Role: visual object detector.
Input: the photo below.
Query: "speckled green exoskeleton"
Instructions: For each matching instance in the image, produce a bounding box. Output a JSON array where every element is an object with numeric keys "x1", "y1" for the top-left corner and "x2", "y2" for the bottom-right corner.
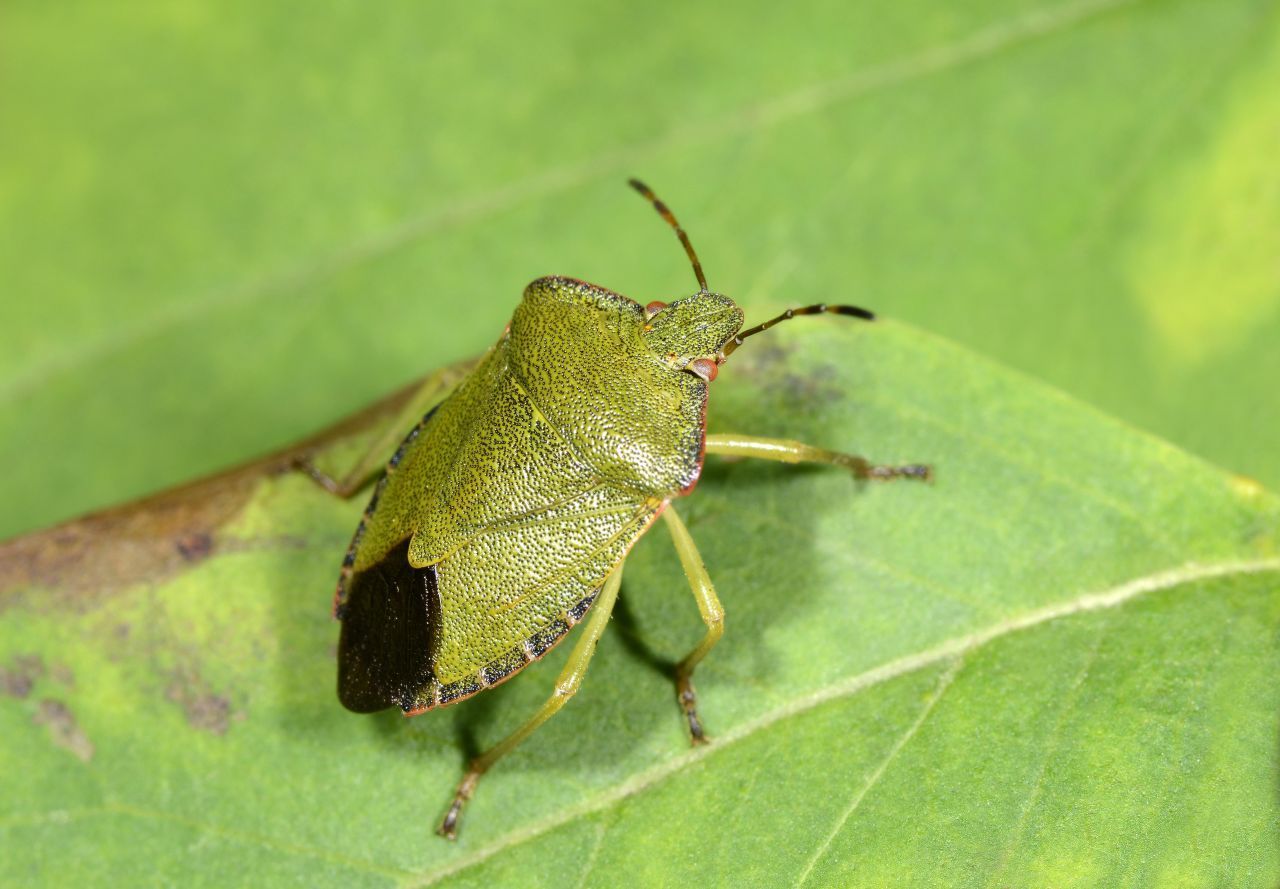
[{"x1": 303, "y1": 180, "x2": 931, "y2": 839}]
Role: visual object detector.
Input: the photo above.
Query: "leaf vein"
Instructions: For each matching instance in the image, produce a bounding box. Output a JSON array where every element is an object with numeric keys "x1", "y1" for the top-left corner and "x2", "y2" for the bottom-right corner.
[
  {"x1": 408, "y1": 556, "x2": 1280, "y2": 886},
  {"x1": 794, "y1": 655, "x2": 964, "y2": 887},
  {"x1": 983, "y1": 615, "x2": 1109, "y2": 885}
]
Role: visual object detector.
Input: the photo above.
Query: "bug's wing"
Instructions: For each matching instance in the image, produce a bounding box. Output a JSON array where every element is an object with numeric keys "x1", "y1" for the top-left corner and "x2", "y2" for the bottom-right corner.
[
  {"x1": 337, "y1": 484, "x2": 660, "y2": 714},
  {"x1": 336, "y1": 537, "x2": 438, "y2": 713},
  {"x1": 425, "y1": 487, "x2": 663, "y2": 696}
]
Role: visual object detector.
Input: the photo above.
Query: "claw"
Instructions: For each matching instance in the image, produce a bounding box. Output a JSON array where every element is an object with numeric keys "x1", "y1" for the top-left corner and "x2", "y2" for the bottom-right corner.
[
  {"x1": 678, "y1": 682, "x2": 710, "y2": 744},
  {"x1": 864, "y1": 462, "x2": 933, "y2": 483},
  {"x1": 437, "y1": 770, "x2": 479, "y2": 841}
]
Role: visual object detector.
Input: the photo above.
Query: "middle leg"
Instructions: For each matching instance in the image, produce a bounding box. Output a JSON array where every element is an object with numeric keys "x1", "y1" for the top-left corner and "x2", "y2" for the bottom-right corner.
[{"x1": 662, "y1": 505, "x2": 724, "y2": 745}]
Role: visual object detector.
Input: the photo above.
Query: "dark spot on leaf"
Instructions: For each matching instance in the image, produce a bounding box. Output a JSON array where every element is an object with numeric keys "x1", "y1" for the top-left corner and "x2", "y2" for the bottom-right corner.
[
  {"x1": 166, "y1": 666, "x2": 234, "y2": 735},
  {"x1": 186, "y1": 694, "x2": 231, "y2": 735},
  {"x1": 33, "y1": 699, "x2": 94, "y2": 762},
  {"x1": 175, "y1": 532, "x2": 214, "y2": 563},
  {"x1": 0, "y1": 654, "x2": 45, "y2": 698},
  {"x1": 0, "y1": 364, "x2": 477, "y2": 604},
  {"x1": 734, "y1": 340, "x2": 847, "y2": 405},
  {"x1": 50, "y1": 662, "x2": 75, "y2": 687}
]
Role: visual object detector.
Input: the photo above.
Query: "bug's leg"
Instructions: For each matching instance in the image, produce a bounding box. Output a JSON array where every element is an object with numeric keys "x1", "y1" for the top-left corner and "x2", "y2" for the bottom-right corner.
[
  {"x1": 438, "y1": 562, "x2": 625, "y2": 840},
  {"x1": 298, "y1": 366, "x2": 467, "y2": 499},
  {"x1": 704, "y1": 434, "x2": 932, "y2": 482},
  {"x1": 662, "y1": 506, "x2": 723, "y2": 745}
]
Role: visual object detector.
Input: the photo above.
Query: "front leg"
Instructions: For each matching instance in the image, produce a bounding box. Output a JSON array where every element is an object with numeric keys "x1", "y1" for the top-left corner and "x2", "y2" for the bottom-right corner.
[
  {"x1": 704, "y1": 434, "x2": 932, "y2": 482},
  {"x1": 297, "y1": 364, "x2": 471, "y2": 499}
]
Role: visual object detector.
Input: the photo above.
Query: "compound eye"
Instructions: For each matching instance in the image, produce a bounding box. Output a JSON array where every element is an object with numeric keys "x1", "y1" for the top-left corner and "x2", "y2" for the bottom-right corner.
[
  {"x1": 644, "y1": 301, "x2": 667, "y2": 320},
  {"x1": 687, "y1": 358, "x2": 718, "y2": 382}
]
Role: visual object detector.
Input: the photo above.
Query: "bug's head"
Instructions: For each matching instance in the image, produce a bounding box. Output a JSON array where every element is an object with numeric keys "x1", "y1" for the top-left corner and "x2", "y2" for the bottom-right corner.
[
  {"x1": 640, "y1": 292, "x2": 742, "y2": 382},
  {"x1": 627, "y1": 179, "x2": 742, "y2": 383},
  {"x1": 628, "y1": 178, "x2": 875, "y2": 381}
]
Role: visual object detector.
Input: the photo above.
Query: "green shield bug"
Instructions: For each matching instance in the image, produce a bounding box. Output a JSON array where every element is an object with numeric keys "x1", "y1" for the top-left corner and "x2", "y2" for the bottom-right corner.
[{"x1": 303, "y1": 180, "x2": 931, "y2": 839}]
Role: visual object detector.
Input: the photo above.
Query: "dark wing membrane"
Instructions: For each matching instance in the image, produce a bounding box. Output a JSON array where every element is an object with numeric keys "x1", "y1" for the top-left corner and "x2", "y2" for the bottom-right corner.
[{"x1": 337, "y1": 537, "x2": 441, "y2": 713}]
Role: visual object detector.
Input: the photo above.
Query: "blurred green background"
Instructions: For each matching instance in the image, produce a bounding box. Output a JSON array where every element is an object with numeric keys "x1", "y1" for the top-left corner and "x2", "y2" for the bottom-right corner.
[{"x1": 1, "y1": 0, "x2": 1277, "y2": 540}]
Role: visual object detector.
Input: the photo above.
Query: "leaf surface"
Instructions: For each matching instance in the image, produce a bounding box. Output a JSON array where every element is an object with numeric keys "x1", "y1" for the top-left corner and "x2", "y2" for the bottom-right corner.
[{"x1": 1, "y1": 321, "x2": 1276, "y2": 887}]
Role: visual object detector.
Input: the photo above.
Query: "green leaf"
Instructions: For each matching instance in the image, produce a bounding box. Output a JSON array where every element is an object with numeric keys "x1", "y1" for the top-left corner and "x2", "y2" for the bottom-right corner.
[
  {"x1": 3, "y1": 0, "x2": 1278, "y2": 884},
  {"x1": 2, "y1": 321, "x2": 1277, "y2": 887},
  {"x1": 3, "y1": 0, "x2": 1280, "y2": 544}
]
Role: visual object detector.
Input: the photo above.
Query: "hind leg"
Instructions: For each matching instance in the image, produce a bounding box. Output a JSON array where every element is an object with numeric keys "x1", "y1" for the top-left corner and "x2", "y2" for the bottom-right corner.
[{"x1": 437, "y1": 563, "x2": 626, "y2": 840}]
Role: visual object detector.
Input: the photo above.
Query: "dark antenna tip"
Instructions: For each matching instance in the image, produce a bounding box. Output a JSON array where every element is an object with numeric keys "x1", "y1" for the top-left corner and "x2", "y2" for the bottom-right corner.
[{"x1": 833, "y1": 305, "x2": 875, "y2": 321}]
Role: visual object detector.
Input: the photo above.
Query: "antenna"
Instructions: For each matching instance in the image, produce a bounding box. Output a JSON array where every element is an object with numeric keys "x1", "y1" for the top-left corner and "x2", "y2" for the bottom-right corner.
[
  {"x1": 628, "y1": 178, "x2": 708, "y2": 293},
  {"x1": 718, "y1": 303, "x2": 876, "y2": 361}
]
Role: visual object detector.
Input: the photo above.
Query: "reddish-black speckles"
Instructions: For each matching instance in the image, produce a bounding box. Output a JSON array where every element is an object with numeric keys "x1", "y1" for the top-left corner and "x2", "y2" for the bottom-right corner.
[
  {"x1": 333, "y1": 408, "x2": 444, "y2": 616},
  {"x1": 398, "y1": 592, "x2": 605, "y2": 716},
  {"x1": 332, "y1": 517, "x2": 368, "y2": 614},
  {"x1": 438, "y1": 676, "x2": 481, "y2": 706},
  {"x1": 567, "y1": 593, "x2": 596, "y2": 624},
  {"x1": 528, "y1": 620, "x2": 570, "y2": 659},
  {"x1": 480, "y1": 647, "x2": 528, "y2": 687},
  {"x1": 364, "y1": 482, "x2": 383, "y2": 516},
  {"x1": 389, "y1": 408, "x2": 436, "y2": 470}
]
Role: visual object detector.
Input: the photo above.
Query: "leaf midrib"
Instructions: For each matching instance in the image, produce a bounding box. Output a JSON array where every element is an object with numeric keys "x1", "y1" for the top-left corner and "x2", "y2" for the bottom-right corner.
[
  {"x1": 4, "y1": 557, "x2": 1273, "y2": 884},
  {"x1": 410, "y1": 555, "x2": 1280, "y2": 887}
]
